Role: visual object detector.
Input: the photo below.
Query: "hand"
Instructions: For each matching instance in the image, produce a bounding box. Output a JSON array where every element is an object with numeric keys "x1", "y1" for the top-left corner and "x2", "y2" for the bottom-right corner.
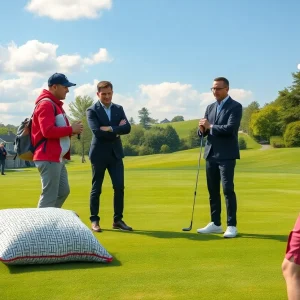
[
  {"x1": 100, "y1": 126, "x2": 113, "y2": 132},
  {"x1": 72, "y1": 121, "x2": 83, "y2": 134},
  {"x1": 198, "y1": 120, "x2": 205, "y2": 133},
  {"x1": 119, "y1": 119, "x2": 127, "y2": 126},
  {"x1": 199, "y1": 118, "x2": 211, "y2": 131}
]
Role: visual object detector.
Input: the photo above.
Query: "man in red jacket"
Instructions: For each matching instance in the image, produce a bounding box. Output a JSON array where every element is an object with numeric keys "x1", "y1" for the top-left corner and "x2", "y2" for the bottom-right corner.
[{"x1": 31, "y1": 73, "x2": 83, "y2": 208}]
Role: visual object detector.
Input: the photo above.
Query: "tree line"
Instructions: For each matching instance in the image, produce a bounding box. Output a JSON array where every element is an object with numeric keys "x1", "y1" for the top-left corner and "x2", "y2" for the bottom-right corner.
[{"x1": 240, "y1": 71, "x2": 300, "y2": 147}]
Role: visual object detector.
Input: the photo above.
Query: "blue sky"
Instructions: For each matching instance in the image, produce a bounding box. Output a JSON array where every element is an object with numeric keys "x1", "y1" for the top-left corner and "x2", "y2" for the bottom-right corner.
[{"x1": 1, "y1": 0, "x2": 300, "y2": 125}]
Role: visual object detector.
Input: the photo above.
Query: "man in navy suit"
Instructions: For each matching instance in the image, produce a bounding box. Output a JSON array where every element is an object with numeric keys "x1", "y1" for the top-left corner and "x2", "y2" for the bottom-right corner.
[
  {"x1": 197, "y1": 77, "x2": 242, "y2": 238},
  {"x1": 86, "y1": 81, "x2": 132, "y2": 232}
]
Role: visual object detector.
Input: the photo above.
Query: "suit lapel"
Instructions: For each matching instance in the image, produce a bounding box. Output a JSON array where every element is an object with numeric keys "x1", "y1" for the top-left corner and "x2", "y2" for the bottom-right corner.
[
  {"x1": 95, "y1": 101, "x2": 110, "y2": 123},
  {"x1": 214, "y1": 97, "x2": 232, "y2": 124}
]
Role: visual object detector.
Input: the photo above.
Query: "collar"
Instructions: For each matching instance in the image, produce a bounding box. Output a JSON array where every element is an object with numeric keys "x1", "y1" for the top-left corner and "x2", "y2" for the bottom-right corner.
[
  {"x1": 100, "y1": 102, "x2": 113, "y2": 109},
  {"x1": 217, "y1": 95, "x2": 230, "y2": 105}
]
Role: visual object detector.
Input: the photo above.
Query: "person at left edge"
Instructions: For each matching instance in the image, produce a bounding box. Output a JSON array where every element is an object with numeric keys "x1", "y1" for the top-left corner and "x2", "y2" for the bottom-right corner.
[{"x1": 86, "y1": 81, "x2": 132, "y2": 232}]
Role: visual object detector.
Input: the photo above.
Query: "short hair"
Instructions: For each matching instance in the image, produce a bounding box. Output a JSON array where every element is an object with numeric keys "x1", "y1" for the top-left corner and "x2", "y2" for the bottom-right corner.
[
  {"x1": 97, "y1": 81, "x2": 113, "y2": 92},
  {"x1": 214, "y1": 77, "x2": 229, "y2": 87}
]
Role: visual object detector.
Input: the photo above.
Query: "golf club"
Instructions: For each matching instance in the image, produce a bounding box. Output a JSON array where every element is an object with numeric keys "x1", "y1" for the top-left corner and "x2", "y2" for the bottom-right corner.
[{"x1": 182, "y1": 134, "x2": 204, "y2": 231}]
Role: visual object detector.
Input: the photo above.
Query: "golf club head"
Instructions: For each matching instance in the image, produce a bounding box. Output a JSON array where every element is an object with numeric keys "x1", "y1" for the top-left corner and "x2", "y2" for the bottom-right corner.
[
  {"x1": 182, "y1": 221, "x2": 192, "y2": 231},
  {"x1": 182, "y1": 227, "x2": 192, "y2": 231}
]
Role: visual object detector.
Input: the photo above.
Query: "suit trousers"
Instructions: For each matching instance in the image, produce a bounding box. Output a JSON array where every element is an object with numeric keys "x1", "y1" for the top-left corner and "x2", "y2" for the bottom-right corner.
[
  {"x1": 206, "y1": 158, "x2": 237, "y2": 226},
  {"x1": 90, "y1": 154, "x2": 124, "y2": 223},
  {"x1": 0, "y1": 159, "x2": 5, "y2": 174}
]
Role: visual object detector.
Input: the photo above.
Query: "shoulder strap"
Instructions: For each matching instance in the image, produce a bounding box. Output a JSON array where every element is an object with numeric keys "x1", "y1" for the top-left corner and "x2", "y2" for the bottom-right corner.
[{"x1": 33, "y1": 98, "x2": 57, "y2": 118}]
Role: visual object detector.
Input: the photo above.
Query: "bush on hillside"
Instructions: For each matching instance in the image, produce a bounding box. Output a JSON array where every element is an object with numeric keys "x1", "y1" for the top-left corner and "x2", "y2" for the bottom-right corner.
[
  {"x1": 284, "y1": 121, "x2": 300, "y2": 147},
  {"x1": 270, "y1": 136, "x2": 285, "y2": 148},
  {"x1": 138, "y1": 145, "x2": 154, "y2": 156},
  {"x1": 160, "y1": 144, "x2": 171, "y2": 153},
  {"x1": 238, "y1": 137, "x2": 247, "y2": 150},
  {"x1": 123, "y1": 143, "x2": 139, "y2": 156}
]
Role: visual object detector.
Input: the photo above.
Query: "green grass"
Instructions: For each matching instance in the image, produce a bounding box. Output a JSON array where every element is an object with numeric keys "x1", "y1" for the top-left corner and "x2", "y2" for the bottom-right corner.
[{"x1": 1, "y1": 148, "x2": 299, "y2": 299}]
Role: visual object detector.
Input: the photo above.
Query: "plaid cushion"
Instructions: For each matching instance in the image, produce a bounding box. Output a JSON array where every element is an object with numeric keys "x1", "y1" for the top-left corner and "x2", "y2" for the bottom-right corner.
[{"x1": 0, "y1": 208, "x2": 113, "y2": 265}]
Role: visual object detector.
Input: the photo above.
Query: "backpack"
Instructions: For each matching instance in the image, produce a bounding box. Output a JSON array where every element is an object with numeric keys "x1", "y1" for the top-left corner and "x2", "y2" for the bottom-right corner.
[{"x1": 14, "y1": 99, "x2": 57, "y2": 161}]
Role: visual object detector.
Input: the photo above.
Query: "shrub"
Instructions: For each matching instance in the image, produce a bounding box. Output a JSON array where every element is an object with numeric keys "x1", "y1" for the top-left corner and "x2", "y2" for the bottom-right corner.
[
  {"x1": 284, "y1": 121, "x2": 300, "y2": 147},
  {"x1": 238, "y1": 137, "x2": 247, "y2": 150},
  {"x1": 138, "y1": 145, "x2": 154, "y2": 156},
  {"x1": 123, "y1": 143, "x2": 139, "y2": 156},
  {"x1": 160, "y1": 144, "x2": 171, "y2": 154},
  {"x1": 270, "y1": 136, "x2": 285, "y2": 148}
]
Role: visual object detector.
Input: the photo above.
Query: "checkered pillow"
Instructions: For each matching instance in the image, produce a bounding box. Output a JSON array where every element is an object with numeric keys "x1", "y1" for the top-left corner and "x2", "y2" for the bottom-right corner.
[{"x1": 0, "y1": 208, "x2": 113, "y2": 265}]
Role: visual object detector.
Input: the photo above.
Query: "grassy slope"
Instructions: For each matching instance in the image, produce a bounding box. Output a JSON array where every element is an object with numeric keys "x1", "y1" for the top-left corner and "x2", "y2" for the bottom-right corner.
[
  {"x1": 156, "y1": 119, "x2": 261, "y2": 149},
  {"x1": 1, "y1": 148, "x2": 299, "y2": 299}
]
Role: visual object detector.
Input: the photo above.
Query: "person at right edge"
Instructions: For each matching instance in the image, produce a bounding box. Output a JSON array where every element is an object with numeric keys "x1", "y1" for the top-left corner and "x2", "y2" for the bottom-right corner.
[{"x1": 197, "y1": 77, "x2": 243, "y2": 238}]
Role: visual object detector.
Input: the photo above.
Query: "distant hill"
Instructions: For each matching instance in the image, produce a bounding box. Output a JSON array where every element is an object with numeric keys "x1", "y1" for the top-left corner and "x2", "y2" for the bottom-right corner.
[
  {"x1": 155, "y1": 119, "x2": 261, "y2": 150},
  {"x1": 156, "y1": 119, "x2": 198, "y2": 138}
]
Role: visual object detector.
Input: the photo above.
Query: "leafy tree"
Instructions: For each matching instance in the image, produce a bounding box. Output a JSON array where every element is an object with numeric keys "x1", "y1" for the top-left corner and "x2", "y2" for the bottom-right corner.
[
  {"x1": 0, "y1": 127, "x2": 9, "y2": 135},
  {"x1": 129, "y1": 117, "x2": 135, "y2": 125},
  {"x1": 274, "y1": 72, "x2": 300, "y2": 130},
  {"x1": 171, "y1": 116, "x2": 184, "y2": 122},
  {"x1": 123, "y1": 143, "x2": 139, "y2": 156},
  {"x1": 143, "y1": 127, "x2": 166, "y2": 153},
  {"x1": 250, "y1": 105, "x2": 282, "y2": 141},
  {"x1": 138, "y1": 107, "x2": 152, "y2": 129},
  {"x1": 121, "y1": 124, "x2": 144, "y2": 146},
  {"x1": 187, "y1": 127, "x2": 201, "y2": 148},
  {"x1": 69, "y1": 95, "x2": 94, "y2": 162},
  {"x1": 240, "y1": 101, "x2": 260, "y2": 134},
  {"x1": 163, "y1": 125, "x2": 180, "y2": 152}
]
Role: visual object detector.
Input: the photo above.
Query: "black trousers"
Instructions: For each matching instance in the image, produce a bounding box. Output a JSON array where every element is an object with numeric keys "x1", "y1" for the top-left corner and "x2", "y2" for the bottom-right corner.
[
  {"x1": 90, "y1": 155, "x2": 124, "y2": 223},
  {"x1": 206, "y1": 158, "x2": 237, "y2": 226},
  {"x1": 0, "y1": 160, "x2": 5, "y2": 174}
]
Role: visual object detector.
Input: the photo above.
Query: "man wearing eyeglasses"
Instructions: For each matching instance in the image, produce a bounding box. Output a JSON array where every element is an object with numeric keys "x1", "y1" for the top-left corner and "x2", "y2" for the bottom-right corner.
[{"x1": 197, "y1": 77, "x2": 243, "y2": 238}]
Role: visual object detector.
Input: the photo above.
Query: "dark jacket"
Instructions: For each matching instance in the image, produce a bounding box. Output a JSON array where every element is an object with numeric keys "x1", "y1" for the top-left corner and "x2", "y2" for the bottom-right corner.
[
  {"x1": 86, "y1": 101, "x2": 131, "y2": 164},
  {"x1": 0, "y1": 147, "x2": 7, "y2": 160},
  {"x1": 199, "y1": 97, "x2": 243, "y2": 160}
]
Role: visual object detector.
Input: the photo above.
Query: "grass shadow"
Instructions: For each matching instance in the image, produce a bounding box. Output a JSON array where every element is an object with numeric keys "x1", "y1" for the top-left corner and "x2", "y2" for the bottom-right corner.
[
  {"x1": 6, "y1": 252, "x2": 121, "y2": 274},
  {"x1": 239, "y1": 233, "x2": 288, "y2": 242},
  {"x1": 103, "y1": 229, "x2": 224, "y2": 241},
  {"x1": 104, "y1": 229, "x2": 288, "y2": 243}
]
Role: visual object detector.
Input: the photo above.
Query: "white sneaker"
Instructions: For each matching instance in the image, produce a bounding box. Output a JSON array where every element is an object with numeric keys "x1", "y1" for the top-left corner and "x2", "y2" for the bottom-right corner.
[
  {"x1": 223, "y1": 226, "x2": 238, "y2": 238},
  {"x1": 197, "y1": 222, "x2": 223, "y2": 234}
]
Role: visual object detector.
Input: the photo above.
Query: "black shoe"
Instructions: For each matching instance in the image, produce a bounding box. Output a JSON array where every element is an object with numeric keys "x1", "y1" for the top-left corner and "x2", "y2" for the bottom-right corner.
[
  {"x1": 91, "y1": 221, "x2": 102, "y2": 232},
  {"x1": 1, "y1": 173, "x2": 5, "y2": 175},
  {"x1": 113, "y1": 220, "x2": 133, "y2": 231}
]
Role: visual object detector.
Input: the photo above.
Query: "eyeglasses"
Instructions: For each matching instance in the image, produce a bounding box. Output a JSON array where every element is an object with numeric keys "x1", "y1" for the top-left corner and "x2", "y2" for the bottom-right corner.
[{"x1": 211, "y1": 87, "x2": 227, "y2": 92}]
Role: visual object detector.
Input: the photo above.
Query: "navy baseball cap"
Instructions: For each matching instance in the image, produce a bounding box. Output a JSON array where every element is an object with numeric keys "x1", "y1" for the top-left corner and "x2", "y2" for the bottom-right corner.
[{"x1": 48, "y1": 73, "x2": 76, "y2": 87}]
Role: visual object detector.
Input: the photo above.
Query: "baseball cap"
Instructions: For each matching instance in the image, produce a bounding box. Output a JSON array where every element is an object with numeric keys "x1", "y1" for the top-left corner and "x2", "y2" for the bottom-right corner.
[{"x1": 48, "y1": 73, "x2": 76, "y2": 87}]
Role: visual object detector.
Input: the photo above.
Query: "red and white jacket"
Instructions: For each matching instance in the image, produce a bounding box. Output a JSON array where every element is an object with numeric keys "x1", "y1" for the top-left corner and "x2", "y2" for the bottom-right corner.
[{"x1": 31, "y1": 89, "x2": 73, "y2": 162}]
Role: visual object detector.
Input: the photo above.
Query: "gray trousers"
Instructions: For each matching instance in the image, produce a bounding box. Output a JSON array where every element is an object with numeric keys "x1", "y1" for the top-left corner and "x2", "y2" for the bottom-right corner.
[{"x1": 35, "y1": 161, "x2": 70, "y2": 208}]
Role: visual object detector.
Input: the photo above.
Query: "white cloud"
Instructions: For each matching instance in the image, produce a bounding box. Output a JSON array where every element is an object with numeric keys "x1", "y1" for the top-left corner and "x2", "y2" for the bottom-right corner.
[
  {"x1": 25, "y1": 0, "x2": 112, "y2": 21},
  {"x1": 0, "y1": 77, "x2": 33, "y2": 103},
  {"x1": 1, "y1": 40, "x2": 112, "y2": 77},
  {"x1": 1, "y1": 78, "x2": 254, "y2": 126},
  {"x1": 74, "y1": 80, "x2": 98, "y2": 100},
  {"x1": 138, "y1": 82, "x2": 254, "y2": 121}
]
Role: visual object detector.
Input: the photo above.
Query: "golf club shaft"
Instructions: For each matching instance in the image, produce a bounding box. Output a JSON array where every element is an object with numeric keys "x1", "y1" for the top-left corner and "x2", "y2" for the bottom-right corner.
[{"x1": 189, "y1": 135, "x2": 204, "y2": 227}]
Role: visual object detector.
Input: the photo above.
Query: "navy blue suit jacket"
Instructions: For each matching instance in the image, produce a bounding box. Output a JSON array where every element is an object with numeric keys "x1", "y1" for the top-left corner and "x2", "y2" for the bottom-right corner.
[
  {"x1": 199, "y1": 97, "x2": 243, "y2": 160},
  {"x1": 86, "y1": 101, "x2": 131, "y2": 164}
]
